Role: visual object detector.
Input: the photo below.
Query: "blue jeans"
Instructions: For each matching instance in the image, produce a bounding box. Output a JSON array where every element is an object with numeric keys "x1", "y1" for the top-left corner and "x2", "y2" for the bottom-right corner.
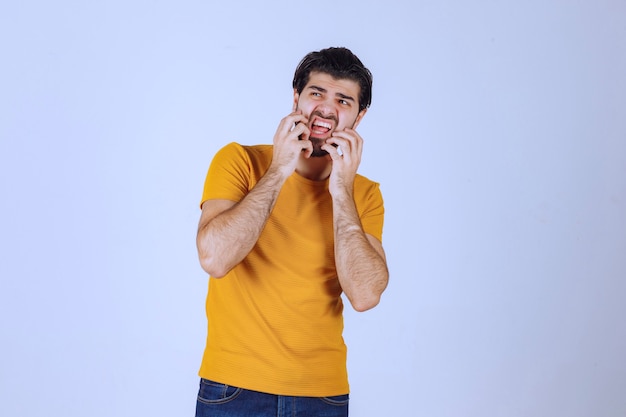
[{"x1": 195, "y1": 378, "x2": 349, "y2": 417}]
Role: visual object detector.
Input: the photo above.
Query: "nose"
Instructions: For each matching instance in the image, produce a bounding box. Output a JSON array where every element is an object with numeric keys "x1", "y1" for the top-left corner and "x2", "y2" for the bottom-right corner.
[{"x1": 315, "y1": 97, "x2": 337, "y2": 119}]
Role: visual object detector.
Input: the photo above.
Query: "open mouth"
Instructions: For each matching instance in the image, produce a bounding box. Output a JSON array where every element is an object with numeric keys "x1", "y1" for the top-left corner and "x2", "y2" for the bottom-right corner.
[{"x1": 310, "y1": 118, "x2": 334, "y2": 138}]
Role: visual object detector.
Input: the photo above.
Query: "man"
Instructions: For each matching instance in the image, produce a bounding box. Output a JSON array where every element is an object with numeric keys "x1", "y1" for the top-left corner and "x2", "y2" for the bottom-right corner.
[{"x1": 195, "y1": 47, "x2": 388, "y2": 417}]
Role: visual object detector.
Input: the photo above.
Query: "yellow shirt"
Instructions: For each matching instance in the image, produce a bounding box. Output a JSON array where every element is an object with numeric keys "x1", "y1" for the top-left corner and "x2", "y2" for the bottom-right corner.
[{"x1": 198, "y1": 142, "x2": 384, "y2": 396}]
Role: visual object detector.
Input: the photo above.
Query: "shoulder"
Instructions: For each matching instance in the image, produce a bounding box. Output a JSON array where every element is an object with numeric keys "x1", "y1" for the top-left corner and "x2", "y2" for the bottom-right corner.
[
  {"x1": 213, "y1": 142, "x2": 273, "y2": 167},
  {"x1": 241, "y1": 143, "x2": 273, "y2": 163},
  {"x1": 354, "y1": 174, "x2": 382, "y2": 198},
  {"x1": 209, "y1": 142, "x2": 274, "y2": 185},
  {"x1": 216, "y1": 142, "x2": 271, "y2": 157},
  {"x1": 220, "y1": 142, "x2": 272, "y2": 160}
]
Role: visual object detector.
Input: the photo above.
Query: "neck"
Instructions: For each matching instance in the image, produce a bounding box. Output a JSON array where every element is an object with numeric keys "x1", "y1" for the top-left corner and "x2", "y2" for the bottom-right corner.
[{"x1": 296, "y1": 154, "x2": 332, "y2": 181}]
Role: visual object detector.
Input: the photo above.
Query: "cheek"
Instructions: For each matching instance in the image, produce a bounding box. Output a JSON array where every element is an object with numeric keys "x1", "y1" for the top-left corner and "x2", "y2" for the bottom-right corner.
[
  {"x1": 297, "y1": 102, "x2": 315, "y2": 118},
  {"x1": 299, "y1": 99, "x2": 313, "y2": 110},
  {"x1": 340, "y1": 111, "x2": 360, "y2": 129}
]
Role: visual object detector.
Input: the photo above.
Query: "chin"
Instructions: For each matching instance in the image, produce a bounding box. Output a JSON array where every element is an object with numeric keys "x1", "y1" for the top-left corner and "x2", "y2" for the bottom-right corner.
[
  {"x1": 310, "y1": 149, "x2": 329, "y2": 158},
  {"x1": 308, "y1": 137, "x2": 329, "y2": 157}
]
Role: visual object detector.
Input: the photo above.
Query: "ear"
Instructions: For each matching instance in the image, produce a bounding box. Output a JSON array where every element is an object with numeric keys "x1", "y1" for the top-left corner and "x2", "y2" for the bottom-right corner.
[
  {"x1": 352, "y1": 108, "x2": 368, "y2": 129},
  {"x1": 292, "y1": 89, "x2": 299, "y2": 111}
]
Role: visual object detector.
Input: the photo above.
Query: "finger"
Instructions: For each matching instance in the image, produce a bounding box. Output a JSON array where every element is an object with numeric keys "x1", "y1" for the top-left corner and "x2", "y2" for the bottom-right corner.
[
  {"x1": 301, "y1": 139, "x2": 313, "y2": 158},
  {"x1": 331, "y1": 128, "x2": 361, "y2": 144},
  {"x1": 331, "y1": 130, "x2": 362, "y2": 156},
  {"x1": 291, "y1": 123, "x2": 310, "y2": 141},
  {"x1": 283, "y1": 111, "x2": 308, "y2": 130},
  {"x1": 325, "y1": 136, "x2": 350, "y2": 154},
  {"x1": 291, "y1": 110, "x2": 308, "y2": 124},
  {"x1": 321, "y1": 143, "x2": 342, "y2": 160}
]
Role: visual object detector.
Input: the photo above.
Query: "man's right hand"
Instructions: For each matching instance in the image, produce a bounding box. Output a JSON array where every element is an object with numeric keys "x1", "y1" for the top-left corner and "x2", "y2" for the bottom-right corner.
[
  {"x1": 197, "y1": 114, "x2": 311, "y2": 277},
  {"x1": 270, "y1": 110, "x2": 311, "y2": 177}
]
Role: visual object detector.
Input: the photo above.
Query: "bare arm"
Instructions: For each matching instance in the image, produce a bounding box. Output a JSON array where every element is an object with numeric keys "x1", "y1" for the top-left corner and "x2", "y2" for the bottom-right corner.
[
  {"x1": 332, "y1": 192, "x2": 389, "y2": 311},
  {"x1": 196, "y1": 168, "x2": 285, "y2": 277},
  {"x1": 323, "y1": 129, "x2": 389, "y2": 312},
  {"x1": 196, "y1": 111, "x2": 312, "y2": 277}
]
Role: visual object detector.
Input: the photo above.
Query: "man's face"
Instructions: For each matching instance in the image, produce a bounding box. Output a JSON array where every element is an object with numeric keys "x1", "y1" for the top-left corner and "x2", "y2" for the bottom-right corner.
[{"x1": 294, "y1": 71, "x2": 367, "y2": 157}]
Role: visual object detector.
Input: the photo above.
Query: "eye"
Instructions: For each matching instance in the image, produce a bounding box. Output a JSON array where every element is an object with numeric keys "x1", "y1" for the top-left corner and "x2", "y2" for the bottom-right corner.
[
  {"x1": 339, "y1": 99, "x2": 350, "y2": 106},
  {"x1": 311, "y1": 92, "x2": 322, "y2": 97}
]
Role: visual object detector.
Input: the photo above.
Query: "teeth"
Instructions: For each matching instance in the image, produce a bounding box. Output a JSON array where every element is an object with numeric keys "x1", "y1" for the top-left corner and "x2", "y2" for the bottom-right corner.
[{"x1": 313, "y1": 120, "x2": 332, "y2": 129}]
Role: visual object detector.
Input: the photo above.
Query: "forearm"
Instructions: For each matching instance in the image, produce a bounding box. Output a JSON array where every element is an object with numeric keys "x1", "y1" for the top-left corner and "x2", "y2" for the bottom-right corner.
[
  {"x1": 333, "y1": 192, "x2": 388, "y2": 312},
  {"x1": 197, "y1": 167, "x2": 287, "y2": 277}
]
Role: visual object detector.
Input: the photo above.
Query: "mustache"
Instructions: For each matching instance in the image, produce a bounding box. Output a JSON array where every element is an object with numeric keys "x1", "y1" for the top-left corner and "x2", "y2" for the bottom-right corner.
[{"x1": 310, "y1": 110, "x2": 337, "y2": 124}]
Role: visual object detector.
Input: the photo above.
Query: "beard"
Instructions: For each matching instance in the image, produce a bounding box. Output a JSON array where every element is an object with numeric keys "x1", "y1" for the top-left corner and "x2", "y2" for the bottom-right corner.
[
  {"x1": 298, "y1": 108, "x2": 338, "y2": 157},
  {"x1": 308, "y1": 139, "x2": 341, "y2": 157},
  {"x1": 295, "y1": 106, "x2": 356, "y2": 157},
  {"x1": 309, "y1": 137, "x2": 329, "y2": 157}
]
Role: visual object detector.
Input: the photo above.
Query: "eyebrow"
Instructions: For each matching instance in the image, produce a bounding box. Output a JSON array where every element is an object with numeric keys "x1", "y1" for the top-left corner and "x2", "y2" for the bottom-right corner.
[{"x1": 308, "y1": 85, "x2": 356, "y2": 103}]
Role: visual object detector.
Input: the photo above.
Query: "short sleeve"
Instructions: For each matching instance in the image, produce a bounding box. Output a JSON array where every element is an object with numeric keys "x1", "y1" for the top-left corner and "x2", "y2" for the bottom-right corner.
[
  {"x1": 200, "y1": 142, "x2": 252, "y2": 207},
  {"x1": 357, "y1": 180, "x2": 385, "y2": 242}
]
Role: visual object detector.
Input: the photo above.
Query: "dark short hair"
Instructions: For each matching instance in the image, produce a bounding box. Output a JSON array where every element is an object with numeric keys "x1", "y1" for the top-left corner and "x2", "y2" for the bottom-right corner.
[{"x1": 292, "y1": 47, "x2": 373, "y2": 112}]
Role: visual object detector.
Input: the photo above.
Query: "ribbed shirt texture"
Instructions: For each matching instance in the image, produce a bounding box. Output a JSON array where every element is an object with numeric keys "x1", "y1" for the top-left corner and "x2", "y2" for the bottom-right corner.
[{"x1": 198, "y1": 142, "x2": 384, "y2": 396}]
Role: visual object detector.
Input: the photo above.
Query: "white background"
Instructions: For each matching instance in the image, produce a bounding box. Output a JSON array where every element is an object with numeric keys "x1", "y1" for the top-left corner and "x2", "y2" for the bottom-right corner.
[{"x1": 1, "y1": 1, "x2": 625, "y2": 416}]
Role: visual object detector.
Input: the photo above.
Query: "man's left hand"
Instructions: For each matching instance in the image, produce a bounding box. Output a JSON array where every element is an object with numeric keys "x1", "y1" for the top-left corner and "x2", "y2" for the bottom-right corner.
[{"x1": 322, "y1": 128, "x2": 363, "y2": 197}]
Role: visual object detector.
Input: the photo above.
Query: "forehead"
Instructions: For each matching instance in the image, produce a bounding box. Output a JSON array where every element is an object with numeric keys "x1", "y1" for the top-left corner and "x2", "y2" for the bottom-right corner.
[{"x1": 305, "y1": 71, "x2": 361, "y2": 97}]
